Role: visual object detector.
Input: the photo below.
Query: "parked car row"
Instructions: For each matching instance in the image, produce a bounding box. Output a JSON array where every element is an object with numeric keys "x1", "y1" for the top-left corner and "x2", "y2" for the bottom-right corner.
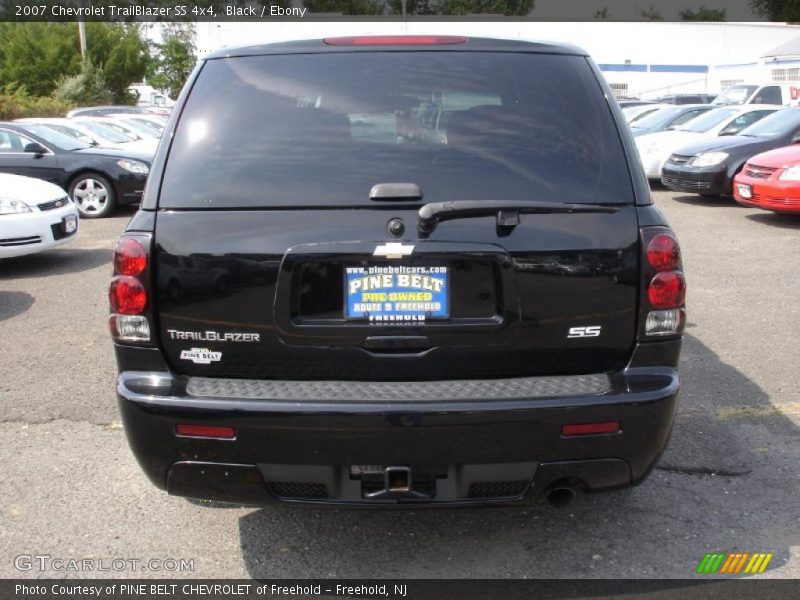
[
  {"x1": 636, "y1": 105, "x2": 780, "y2": 178},
  {"x1": 0, "y1": 106, "x2": 167, "y2": 219},
  {"x1": 67, "y1": 104, "x2": 171, "y2": 118},
  {"x1": 655, "y1": 93, "x2": 716, "y2": 105},
  {"x1": 619, "y1": 82, "x2": 800, "y2": 109},
  {"x1": 629, "y1": 104, "x2": 716, "y2": 137},
  {"x1": 629, "y1": 102, "x2": 800, "y2": 214}
]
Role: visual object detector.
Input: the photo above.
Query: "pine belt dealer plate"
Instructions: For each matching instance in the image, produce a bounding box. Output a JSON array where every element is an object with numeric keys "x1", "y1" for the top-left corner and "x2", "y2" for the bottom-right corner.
[{"x1": 345, "y1": 265, "x2": 449, "y2": 323}]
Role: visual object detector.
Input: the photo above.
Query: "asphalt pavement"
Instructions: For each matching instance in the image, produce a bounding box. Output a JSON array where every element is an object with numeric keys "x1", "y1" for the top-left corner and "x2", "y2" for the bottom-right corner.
[{"x1": 1, "y1": 191, "x2": 798, "y2": 579}]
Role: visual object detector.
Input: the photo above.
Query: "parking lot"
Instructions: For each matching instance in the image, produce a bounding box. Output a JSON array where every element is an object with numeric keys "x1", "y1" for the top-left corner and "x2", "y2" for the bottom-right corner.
[{"x1": 1, "y1": 189, "x2": 798, "y2": 579}]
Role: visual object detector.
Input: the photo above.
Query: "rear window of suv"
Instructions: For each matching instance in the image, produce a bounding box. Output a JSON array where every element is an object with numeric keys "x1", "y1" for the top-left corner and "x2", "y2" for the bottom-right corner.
[{"x1": 159, "y1": 51, "x2": 634, "y2": 208}]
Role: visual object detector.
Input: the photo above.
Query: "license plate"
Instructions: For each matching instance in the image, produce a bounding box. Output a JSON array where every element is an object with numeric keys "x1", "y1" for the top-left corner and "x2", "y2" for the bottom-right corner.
[
  {"x1": 737, "y1": 183, "x2": 752, "y2": 199},
  {"x1": 63, "y1": 215, "x2": 77, "y2": 233},
  {"x1": 345, "y1": 265, "x2": 449, "y2": 323}
]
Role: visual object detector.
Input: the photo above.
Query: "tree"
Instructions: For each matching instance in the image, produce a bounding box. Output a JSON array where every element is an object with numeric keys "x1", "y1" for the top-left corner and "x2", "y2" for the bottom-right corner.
[
  {"x1": 434, "y1": 0, "x2": 534, "y2": 15},
  {"x1": 387, "y1": 0, "x2": 436, "y2": 14},
  {"x1": 52, "y1": 61, "x2": 112, "y2": 106},
  {"x1": 679, "y1": 5, "x2": 726, "y2": 20},
  {"x1": 84, "y1": 23, "x2": 149, "y2": 101},
  {"x1": 147, "y1": 24, "x2": 197, "y2": 100},
  {"x1": 749, "y1": 0, "x2": 800, "y2": 21},
  {"x1": 0, "y1": 24, "x2": 82, "y2": 97},
  {"x1": 0, "y1": 23, "x2": 148, "y2": 102},
  {"x1": 307, "y1": 0, "x2": 534, "y2": 15},
  {"x1": 303, "y1": 0, "x2": 385, "y2": 14},
  {"x1": 639, "y1": 4, "x2": 663, "y2": 20}
]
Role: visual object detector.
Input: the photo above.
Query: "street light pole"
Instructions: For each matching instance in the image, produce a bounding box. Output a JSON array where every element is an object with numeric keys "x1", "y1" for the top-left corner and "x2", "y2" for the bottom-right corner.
[{"x1": 78, "y1": 21, "x2": 87, "y2": 62}]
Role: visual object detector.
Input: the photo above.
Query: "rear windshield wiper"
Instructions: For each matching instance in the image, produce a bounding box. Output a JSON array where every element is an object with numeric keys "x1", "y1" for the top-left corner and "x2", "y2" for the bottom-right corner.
[{"x1": 418, "y1": 200, "x2": 620, "y2": 237}]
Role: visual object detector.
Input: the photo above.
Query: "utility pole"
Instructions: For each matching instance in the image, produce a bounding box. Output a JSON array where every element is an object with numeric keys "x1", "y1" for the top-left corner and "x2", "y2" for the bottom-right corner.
[{"x1": 78, "y1": 21, "x2": 87, "y2": 62}]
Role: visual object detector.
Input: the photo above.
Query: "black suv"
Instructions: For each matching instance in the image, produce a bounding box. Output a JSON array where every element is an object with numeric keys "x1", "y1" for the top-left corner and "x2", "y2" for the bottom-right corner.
[{"x1": 111, "y1": 36, "x2": 686, "y2": 507}]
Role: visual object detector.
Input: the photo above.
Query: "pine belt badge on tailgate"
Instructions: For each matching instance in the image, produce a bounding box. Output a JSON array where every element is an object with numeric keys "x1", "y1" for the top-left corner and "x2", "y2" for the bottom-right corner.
[{"x1": 180, "y1": 348, "x2": 222, "y2": 364}]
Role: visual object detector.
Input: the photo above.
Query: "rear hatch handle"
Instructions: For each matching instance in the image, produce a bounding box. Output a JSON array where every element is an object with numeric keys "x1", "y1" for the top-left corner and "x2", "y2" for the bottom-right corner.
[{"x1": 417, "y1": 200, "x2": 620, "y2": 237}]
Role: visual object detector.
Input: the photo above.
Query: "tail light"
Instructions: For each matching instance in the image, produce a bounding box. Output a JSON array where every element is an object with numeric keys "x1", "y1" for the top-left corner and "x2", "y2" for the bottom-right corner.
[
  {"x1": 647, "y1": 271, "x2": 686, "y2": 308},
  {"x1": 109, "y1": 234, "x2": 152, "y2": 343},
  {"x1": 109, "y1": 277, "x2": 147, "y2": 314},
  {"x1": 646, "y1": 233, "x2": 681, "y2": 271},
  {"x1": 113, "y1": 238, "x2": 147, "y2": 276},
  {"x1": 640, "y1": 228, "x2": 686, "y2": 338}
]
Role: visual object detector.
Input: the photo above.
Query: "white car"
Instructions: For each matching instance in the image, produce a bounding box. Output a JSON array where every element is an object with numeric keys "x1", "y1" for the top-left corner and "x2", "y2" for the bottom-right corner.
[
  {"x1": 110, "y1": 114, "x2": 166, "y2": 137},
  {"x1": 74, "y1": 118, "x2": 158, "y2": 155},
  {"x1": 622, "y1": 103, "x2": 666, "y2": 124},
  {"x1": 17, "y1": 117, "x2": 156, "y2": 157},
  {"x1": 635, "y1": 104, "x2": 782, "y2": 178},
  {"x1": 0, "y1": 173, "x2": 79, "y2": 259},
  {"x1": 15, "y1": 118, "x2": 98, "y2": 146}
]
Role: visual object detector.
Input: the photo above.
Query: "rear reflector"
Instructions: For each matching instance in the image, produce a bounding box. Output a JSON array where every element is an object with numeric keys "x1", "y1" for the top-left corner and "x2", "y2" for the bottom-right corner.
[
  {"x1": 562, "y1": 421, "x2": 621, "y2": 436},
  {"x1": 324, "y1": 35, "x2": 467, "y2": 46},
  {"x1": 176, "y1": 424, "x2": 236, "y2": 439}
]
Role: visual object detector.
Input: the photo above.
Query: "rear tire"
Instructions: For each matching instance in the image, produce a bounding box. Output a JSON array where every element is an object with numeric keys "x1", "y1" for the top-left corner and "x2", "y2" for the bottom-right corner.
[{"x1": 69, "y1": 172, "x2": 116, "y2": 218}]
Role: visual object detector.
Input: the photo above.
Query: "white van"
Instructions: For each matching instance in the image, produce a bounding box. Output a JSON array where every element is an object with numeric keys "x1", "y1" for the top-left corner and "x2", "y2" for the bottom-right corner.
[{"x1": 712, "y1": 83, "x2": 800, "y2": 107}]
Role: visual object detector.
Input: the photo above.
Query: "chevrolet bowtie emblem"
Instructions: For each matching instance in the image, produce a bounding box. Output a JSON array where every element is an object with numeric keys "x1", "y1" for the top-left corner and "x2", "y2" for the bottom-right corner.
[{"x1": 373, "y1": 242, "x2": 415, "y2": 259}]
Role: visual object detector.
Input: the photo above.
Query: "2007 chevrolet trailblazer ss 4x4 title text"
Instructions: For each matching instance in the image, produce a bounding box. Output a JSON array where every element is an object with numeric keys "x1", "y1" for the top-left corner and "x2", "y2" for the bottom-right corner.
[{"x1": 111, "y1": 36, "x2": 686, "y2": 507}]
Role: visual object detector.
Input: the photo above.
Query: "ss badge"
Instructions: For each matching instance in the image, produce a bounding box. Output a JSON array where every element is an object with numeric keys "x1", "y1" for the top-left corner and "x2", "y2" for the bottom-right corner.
[{"x1": 567, "y1": 326, "x2": 602, "y2": 339}]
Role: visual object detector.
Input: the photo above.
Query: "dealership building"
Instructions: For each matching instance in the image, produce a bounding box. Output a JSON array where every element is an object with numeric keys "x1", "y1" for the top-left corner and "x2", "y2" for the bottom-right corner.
[{"x1": 196, "y1": 21, "x2": 800, "y2": 100}]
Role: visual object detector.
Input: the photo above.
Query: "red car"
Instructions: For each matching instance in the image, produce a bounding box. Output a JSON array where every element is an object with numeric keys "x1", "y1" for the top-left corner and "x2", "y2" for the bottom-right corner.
[{"x1": 733, "y1": 145, "x2": 800, "y2": 213}]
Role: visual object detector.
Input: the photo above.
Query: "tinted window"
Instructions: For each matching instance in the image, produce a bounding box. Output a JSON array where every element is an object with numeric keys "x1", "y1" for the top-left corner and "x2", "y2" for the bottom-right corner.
[
  {"x1": 47, "y1": 124, "x2": 94, "y2": 144},
  {"x1": 624, "y1": 106, "x2": 659, "y2": 123},
  {"x1": 677, "y1": 108, "x2": 737, "y2": 132},
  {"x1": 98, "y1": 121, "x2": 140, "y2": 140},
  {"x1": 160, "y1": 52, "x2": 633, "y2": 208},
  {"x1": 753, "y1": 86, "x2": 782, "y2": 105},
  {"x1": 666, "y1": 107, "x2": 710, "y2": 128},
  {"x1": 630, "y1": 106, "x2": 686, "y2": 130},
  {"x1": 116, "y1": 119, "x2": 160, "y2": 138},
  {"x1": 713, "y1": 85, "x2": 758, "y2": 105},
  {"x1": 77, "y1": 121, "x2": 132, "y2": 144},
  {"x1": 16, "y1": 124, "x2": 88, "y2": 150},
  {"x1": 131, "y1": 118, "x2": 164, "y2": 133},
  {"x1": 719, "y1": 110, "x2": 775, "y2": 135},
  {"x1": 0, "y1": 129, "x2": 35, "y2": 152},
  {"x1": 739, "y1": 109, "x2": 800, "y2": 137}
]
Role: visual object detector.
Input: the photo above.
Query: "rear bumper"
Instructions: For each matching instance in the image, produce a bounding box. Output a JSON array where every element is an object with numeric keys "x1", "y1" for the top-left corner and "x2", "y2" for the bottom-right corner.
[{"x1": 116, "y1": 344, "x2": 681, "y2": 507}]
